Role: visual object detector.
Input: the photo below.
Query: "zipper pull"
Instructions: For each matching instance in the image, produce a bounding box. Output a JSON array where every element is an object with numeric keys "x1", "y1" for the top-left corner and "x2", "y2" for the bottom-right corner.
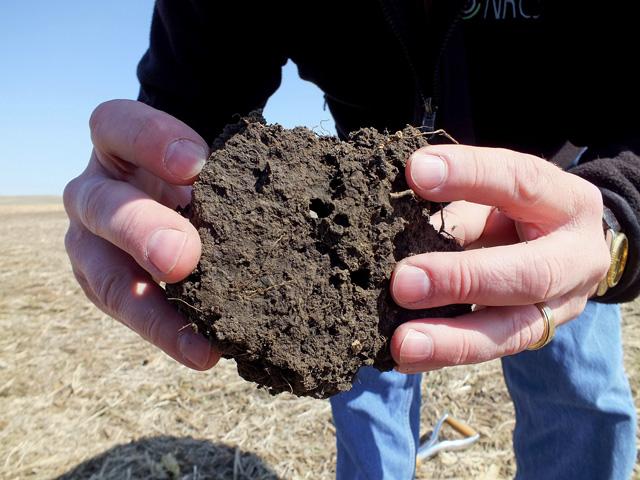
[{"x1": 421, "y1": 97, "x2": 437, "y2": 131}]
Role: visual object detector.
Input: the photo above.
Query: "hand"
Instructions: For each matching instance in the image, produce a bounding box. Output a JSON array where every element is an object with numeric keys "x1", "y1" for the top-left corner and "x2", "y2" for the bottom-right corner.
[
  {"x1": 390, "y1": 144, "x2": 611, "y2": 373},
  {"x1": 63, "y1": 99, "x2": 219, "y2": 370}
]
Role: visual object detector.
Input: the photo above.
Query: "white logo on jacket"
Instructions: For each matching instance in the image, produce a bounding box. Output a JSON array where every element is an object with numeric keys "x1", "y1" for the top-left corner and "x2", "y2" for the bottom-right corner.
[{"x1": 462, "y1": 0, "x2": 542, "y2": 20}]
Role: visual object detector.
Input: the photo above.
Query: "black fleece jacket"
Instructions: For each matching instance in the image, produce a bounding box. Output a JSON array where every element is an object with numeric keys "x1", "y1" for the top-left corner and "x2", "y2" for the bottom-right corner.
[{"x1": 137, "y1": 0, "x2": 640, "y2": 303}]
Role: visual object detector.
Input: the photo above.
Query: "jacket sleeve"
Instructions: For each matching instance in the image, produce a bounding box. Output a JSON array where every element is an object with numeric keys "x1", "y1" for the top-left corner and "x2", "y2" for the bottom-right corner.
[
  {"x1": 137, "y1": 0, "x2": 287, "y2": 144},
  {"x1": 570, "y1": 144, "x2": 640, "y2": 304}
]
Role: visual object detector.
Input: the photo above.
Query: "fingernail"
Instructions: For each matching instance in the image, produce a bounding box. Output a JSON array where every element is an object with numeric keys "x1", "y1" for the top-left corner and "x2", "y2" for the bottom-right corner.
[
  {"x1": 165, "y1": 139, "x2": 208, "y2": 180},
  {"x1": 399, "y1": 329, "x2": 433, "y2": 364},
  {"x1": 410, "y1": 153, "x2": 446, "y2": 190},
  {"x1": 392, "y1": 265, "x2": 430, "y2": 304},
  {"x1": 179, "y1": 330, "x2": 212, "y2": 369},
  {"x1": 146, "y1": 229, "x2": 187, "y2": 274}
]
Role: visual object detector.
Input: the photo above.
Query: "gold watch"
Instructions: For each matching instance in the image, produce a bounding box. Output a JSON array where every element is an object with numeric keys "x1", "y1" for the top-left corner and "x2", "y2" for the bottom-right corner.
[{"x1": 596, "y1": 206, "x2": 629, "y2": 297}]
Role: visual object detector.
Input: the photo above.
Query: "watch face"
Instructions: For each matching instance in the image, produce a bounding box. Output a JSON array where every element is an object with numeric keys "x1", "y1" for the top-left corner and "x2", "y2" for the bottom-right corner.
[{"x1": 608, "y1": 232, "x2": 629, "y2": 288}]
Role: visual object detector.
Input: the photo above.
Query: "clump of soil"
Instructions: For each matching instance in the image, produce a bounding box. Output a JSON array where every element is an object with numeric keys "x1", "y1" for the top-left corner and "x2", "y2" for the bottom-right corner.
[{"x1": 167, "y1": 114, "x2": 469, "y2": 399}]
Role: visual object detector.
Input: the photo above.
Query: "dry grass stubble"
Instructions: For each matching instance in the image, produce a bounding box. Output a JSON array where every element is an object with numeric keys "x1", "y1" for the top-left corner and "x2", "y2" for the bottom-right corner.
[{"x1": 0, "y1": 198, "x2": 637, "y2": 479}]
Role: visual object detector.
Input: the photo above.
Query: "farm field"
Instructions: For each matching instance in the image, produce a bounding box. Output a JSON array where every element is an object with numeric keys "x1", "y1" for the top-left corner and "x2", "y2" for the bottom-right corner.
[{"x1": 0, "y1": 197, "x2": 638, "y2": 479}]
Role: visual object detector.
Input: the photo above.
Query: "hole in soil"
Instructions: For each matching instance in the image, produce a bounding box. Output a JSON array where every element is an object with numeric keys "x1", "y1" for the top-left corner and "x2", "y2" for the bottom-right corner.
[
  {"x1": 309, "y1": 198, "x2": 334, "y2": 218},
  {"x1": 350, "y1": 268, "x2": 372, "y2": 289},
  {"x1": 329, "y1": 177, "x2": 346, "y2": 198},
  {"x1": 252, "y1": 162, "x2": 272, "y2": 193},
  {"x1": 329, "y1": 273, "x2": 343, "y2": 288},
  {"x1": 334, "y1": 213, "x2": 350, "y2": 227},
  {"x1": 315, "y1": 242, "x2": 329, "y2": 255},
  {"x1": 314, "y1": 243, "x2": 348, "y2": 270},
  {"x1": 370, "y1": 156, "x2": 389, "y2": 180},
  {"x1": 323, "y1": 153, "x2": 339, "y2": 166},
  {"x1": 329, "y1": 251, "x2": 347, "y2": 269},
  {"x1": 391, "y1": 172, "x2": 409, "y2": 192},
  {"x1": 212, "y1": 185, "x2": 228, "y2": 197}
]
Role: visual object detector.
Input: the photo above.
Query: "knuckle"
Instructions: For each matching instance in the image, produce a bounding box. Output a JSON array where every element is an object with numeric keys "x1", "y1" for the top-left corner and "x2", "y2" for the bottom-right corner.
[
  {"x1": 466, "y1": 148, "x2": 491, "y2": 192},
  {"x1": 63, "y1": 228, "x2": 74, "y2": 257},
  {"x1": 64, "y1": 225, "x2": 94, "y2": 275},
  {"x1": 71, "y1": 266, "x2": 96, "y2": 303},
  {"x1": 582, "y1": 181, "x2": 604, "y2": 211},
  {"x1": 63, "y1": 226, "x2": 98, "y2": 304},
  {"x1": 113, "y1": 201, "x2": 147, "y2": 255},
  {"x1": 568, "y1": 178, "x2": 603, "y2": 222},
  {"x1": 449, "y1": 258, "x2": 476, "y2": 302},
  {"x1": 136, "y1": 306, "x2": 162, "y2": 344},
  {"x1": 451, "y1": 332, "x2": 475, "y2": 365},
  {"x1": 505, "y1": 311, "x2": 536, "y2": 355},
  {"x1": 92, "y1": 265, "x2": 129, "y2": 315},
  {"x1": 511, "y1": 155, "x2": 547, "y2": 206},
  {"x1": 525, "y1": 254, "x2": 561, "y2": 301},
  {"x1": 63, "y1": 224, "x2": 82, "y2": 259},
  {"x1": 77, "y1": 177, "x2": 110, "y2": 236},
  {"x1": 62, "y1": 175, "x2": 81, "y2": 217}
]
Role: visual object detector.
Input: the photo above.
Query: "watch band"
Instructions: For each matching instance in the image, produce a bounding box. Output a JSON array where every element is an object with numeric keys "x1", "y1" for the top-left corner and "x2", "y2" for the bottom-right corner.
[{"x1": 603, "y1": 205, "x2": 621, "y2": 232}]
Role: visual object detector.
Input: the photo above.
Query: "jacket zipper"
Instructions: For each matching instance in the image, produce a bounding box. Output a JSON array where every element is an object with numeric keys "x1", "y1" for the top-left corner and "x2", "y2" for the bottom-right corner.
[
  {"x1": 377, "y1": 0, "x2": 430, "y2": 125},
  {"x1": 431, "y1": 7, "x2": 464, "y2": 125},
  {"x1": 378, "y1": 0, "x2": 464, "y2": 131}
]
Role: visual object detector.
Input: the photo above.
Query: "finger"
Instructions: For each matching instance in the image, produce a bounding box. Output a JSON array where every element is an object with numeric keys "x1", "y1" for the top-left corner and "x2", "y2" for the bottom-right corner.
[
  {"x1": 466, "y1": 207, "x2": 519, "y2": 249},
  {"x1": 391, "y1": 294, "x2": 587, "y2": 371},
  {"x1": 391, "y1": 231, "x2": 604, "y2": 308},
  {"x1": 428, "y1": 201, "x2": 491, "y2": 246},
  {"x1": 64, "y1": 171, "x2": 200, "y2": 283},
  {"x1": 127, "y1": 167, "x2": 193, "y2": 208},
  {"x1": 90, "y1": 99, "x2": 209, "y2": 184},
  {"x1": 429, "y1": 201, "x2": 519, "y2": 249},
  {"x1": 65, "y1": 223, "x2": 219, "y2": 370},
  {"x1": 406, "y1": 144, "x2": 601, "y2": 226}
]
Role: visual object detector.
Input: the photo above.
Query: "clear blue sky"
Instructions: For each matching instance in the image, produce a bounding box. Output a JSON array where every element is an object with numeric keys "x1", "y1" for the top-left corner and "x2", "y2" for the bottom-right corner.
[{"x1": 0, "y1": 1, "x2": 335, "y2": 195}]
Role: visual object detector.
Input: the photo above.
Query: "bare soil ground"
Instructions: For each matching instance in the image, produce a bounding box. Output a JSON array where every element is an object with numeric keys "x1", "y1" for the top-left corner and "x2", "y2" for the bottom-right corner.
[{"x1": 0, "y1": 197, "x2": 637, "y2": 479}]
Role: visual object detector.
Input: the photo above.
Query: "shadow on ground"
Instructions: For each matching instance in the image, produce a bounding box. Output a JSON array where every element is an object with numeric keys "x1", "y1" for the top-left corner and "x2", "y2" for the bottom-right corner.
[{"x1": 56, "y1": 435, "x2": 280, "y2": 480}]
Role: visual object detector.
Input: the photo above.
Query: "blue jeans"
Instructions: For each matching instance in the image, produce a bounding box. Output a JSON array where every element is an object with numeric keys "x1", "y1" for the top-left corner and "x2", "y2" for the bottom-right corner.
[{"x1": 330, "y1": 302, "x2": 637, "y2": 479}]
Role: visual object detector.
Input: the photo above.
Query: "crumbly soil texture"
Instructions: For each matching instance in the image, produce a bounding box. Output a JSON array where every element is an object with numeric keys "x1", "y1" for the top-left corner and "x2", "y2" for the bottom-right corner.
[{"x1": 167, "y1": 114, "x2": 469, "y2": 399}]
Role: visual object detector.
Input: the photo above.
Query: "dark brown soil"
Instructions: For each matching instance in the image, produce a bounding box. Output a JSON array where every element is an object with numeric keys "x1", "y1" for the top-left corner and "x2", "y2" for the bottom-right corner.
[{"x1": 167, "y1": 114, "x2": 469, "y2": 398}]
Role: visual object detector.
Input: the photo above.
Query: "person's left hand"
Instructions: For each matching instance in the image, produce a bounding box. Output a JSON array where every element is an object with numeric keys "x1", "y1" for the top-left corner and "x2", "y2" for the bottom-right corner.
[{"x1": 390, "y1": 144, "x2": 611, "y2": 373}]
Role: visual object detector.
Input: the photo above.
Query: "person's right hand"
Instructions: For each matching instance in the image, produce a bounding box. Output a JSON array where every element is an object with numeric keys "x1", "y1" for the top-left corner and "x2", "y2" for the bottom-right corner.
[{"x1": 63, "y1": 99, "x2": 219, "y2": 370}]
